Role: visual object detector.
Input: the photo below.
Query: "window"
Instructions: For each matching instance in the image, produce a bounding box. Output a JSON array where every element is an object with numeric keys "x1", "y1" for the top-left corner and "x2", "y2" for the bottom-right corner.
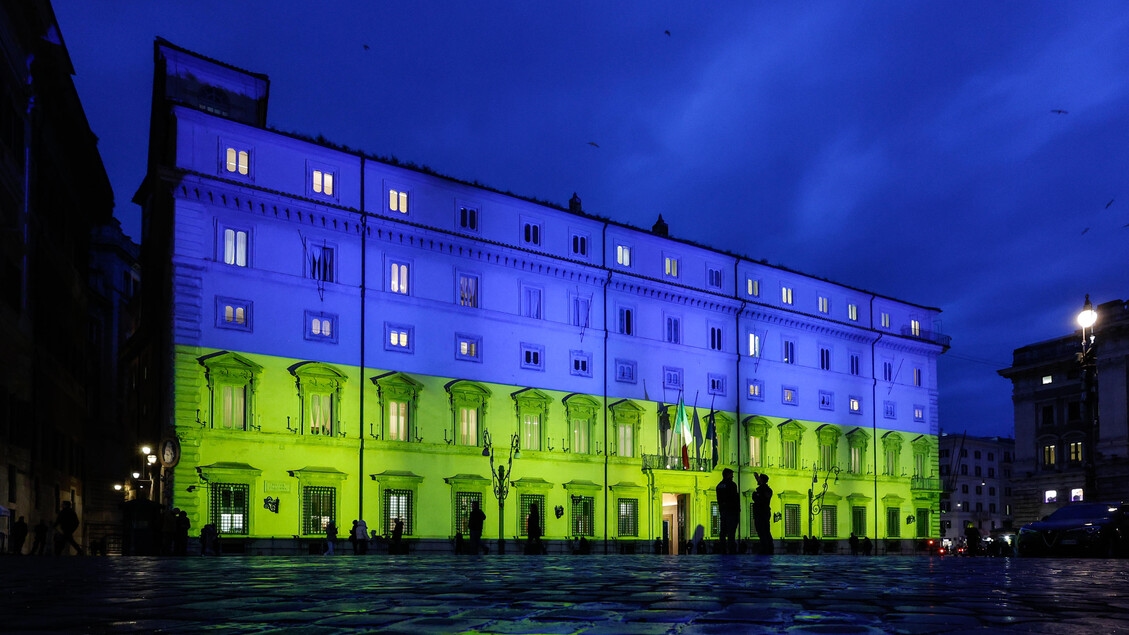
[
  {"x1": 312, "y1": 169, "x2": 335, "y2": 197},
  {"x1": 849, "y1": 445, "x2": 862, "y2": 473},
  {"x1": 618, "y1": 498, "x2": 639, "y2": 537},
  {"x1": 383, "y1": 489, "x2": 413, "y2": 535},
  {"x1": 222, "y1": 228, "x2": 248, "y2": 267},
  {"x1": 849, "y1": 396, "x2": 861, "y2": 414},
  {"x1": 848, "y1": 303, "x2": 858, "y2": 321},
  {"x1": 374, "y1": 372, "x2": 420, "y2": 443},
  {"x1": 749, "y1": 435, "x2": 764, "y2": 467},
  {"x1": 521, "y1": 343, "x2": 544, "y2": 370},
  {"x1": 784, "y1": 504, "x2": 801, "y2": 537},
  {"x1": 519, "y1": 494, "x2": 546, "y2": 537},
  {"x1": 224, "y1": 146, "x2": 249, "y2": 176},
  {"x1": 748, "y1": 332, "x2": 761, "y2": 357},
  {"x1": 1069, "y1": 441, "x2": 1083, "y2": 462},
  {"x1": 387, "y1": 400, "x2": 409, "y2": 441},
  {"x1": 1044, "y1": 489, "x2": 1057, "y2": 503},
  {"x1": 302, "y1": 486, "x2": 335, "y2": 535},
  {"x1": 818, "y1": 296, "x2": 829, "y2": 313},
  {"x1": 389, "y1": 188, "x2": 408, "y2": 214},
  {"x1": 881, "y1": 312, "x2": 891, "y2": 328},
  {"x1": 822, "y1": 505, "x2": 838, "y2": 537},
  {"x1": 783, "y1": 340, "x2": 795, "y2": 364},
  {"x1": 456, "y1": 334, "x2": 481, "y2": 362},
  {"x1": 707, "y1": 267, "x2": 723, "y2": 289},
  {"x1": 665, "y1": 315, "x2": 681, "y2": 344},
  {"x1": 913, "y1": 406, "x2": 925, "y2": 422},
  {"x1": 910, "y1": 319, "x2": 921, "y2": 336},
  {"x1": 459, "y1": 407, "x2": 479, "y2": 445},
  {"x1": 882, "y1": 361, "x2": 893, "y2": 382},
  {"x1": 570, "y1": 350, "x2": 592, "y2": 377},
  {"x1": 210, "y1": 483, "x2": 248, "y2": 535},
  {"x1": 961, "y1": 484, "x2": 969, "y2": 494},
  {"x1": 849, "y1": 353, "x2": 860, "y2": 376},
  {"x1": 307, "y1": 242, "x2": 335, "y2": 283},
  {"x1": 886, "y1": 507, "x2": 901, "y2": 538},
  {"x1": 747, "y1": 379, "x2": 764, "y2": 401},
  {"x1": 521, "y1": 413, "x2": 541, "y2": 451},
  {"x1": 883, "y1": 401, "x2": 896, "y2": 420},
  {"x1": 913, "y1": 367, "x2": 922, "y2": 387},
  {"x1": 819, "y1": 390, "x2": 833, "y2": 411},
  {"x1": 852, "y1": 506, "x2": 867, "y2": 537},
  {"x1": 663, "y1": 367, "x2": 683, "y2": 391},
  {"x1": 1042, "y1": 375, "x2": 1053, "y2": 385},
  {"x1": 564, "y1": 394, "x2": 597, "y2": 454},
  {"x1": 571, "y1": 232, "x2": 589, "y2": 257},
  {"x1": 292, "y1": 362, "x2": 345, "y2": 437},
  {"x1": 390, "y1": 261, "x2": 410, "y2": 295},
  {"x1": 782, "y1": 438, "x2": 798, "y2": 468},
  {"x1": 522, "y1": 220, "x2": 542, "y2": 246},
  {"x1": 1071, "y1": 488, "x2": 1084, "y2": 502},
  {"x1": 1043, "y1": 444, "x2": 1056, "y2": 467},
  {"x1": 710, "y1": 501, "x2": 721, "y2": 536},
  {"x1": 664, "y1": 256, "x2": 679, "y2": 278},
  {"x1": 201, "y1": 352, "x2": 260, "y2": 431},
  {"x1": 458, "y1": 205, "x2": 478, "y2": 232},
  {"x1": 883, "y1": 436, "x2": 902, "y2": 476},
  {"x1": 618, "y1": 307, "x2": 634, "y2": 335},
  {"x1": 609, "y1": 400, "x2": 640, "y2": 458},
  {"x1": 781, "y1": 286, "x2": 794, "y2": 305},
  {"x1": 305, "y1": 311, "x2": 337, "y2": 343},
  {"x1": 615, "y1": 359, "x2": 637, "y2": 384},
  {"x1": 571, "y1": 295, "x2": 591, "y2": 329},
  {"x1": 454, "y1": 492, "x2": 482, "y2": 535},
  {"x1": 616, "y1": 244, "x2": 632, "y2": 267},
  {"x1": 819, "y1": 347, "x2": 831, "y2": 370},
  {"x1": 571, "y1": 495, "x2": 595, "y2": 536},
  {"x1": 747, "y1": 278, "x2": 760, "y2": 297},
  {"x1": 709, "y1": 325, "x2": 724, "y2": 351},
  {"x1": 458, "y1": 274, "x2": 479, "y2": 308},
  {"x1": 216, "y1": 297, "x2": 251, "y2": 331},
  {"x1": 522, "y1": 286, "x2": 543, "y2": 319},
  {"x1": 618, "y1": 420, "x2": 635, "y2": 458},
  {"x1": 385, "y1": 323, "x2": 413, "y2": 352},
  {"x1": 708, "y1": 374, "x2": 726, "y2": 396}
]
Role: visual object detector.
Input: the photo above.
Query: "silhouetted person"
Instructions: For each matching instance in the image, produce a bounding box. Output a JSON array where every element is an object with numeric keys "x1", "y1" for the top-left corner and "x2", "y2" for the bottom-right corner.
[
  {"x1": 577, "y1": 536, "x2": 591, "y2": 554},
  {"x1": 200, "y1": 523, "x2": 218, "y2": 556},
  {"x1": 349, "y1": 520, "x2": 359, "y2": 554},
  {"x1": 752, "y1": 472, "x2": 774, "y2": 555},
  {"x1": 390, "y1": 518, "x2": 405, "y2": 554},
  {"x1": 526, "y1": 503, "x2": 542, "y2": 554},
  {"x1": 715, "y1": 468, "x2": 740, "y2": 554},
  {"x1": 31, "y1": 519, "x2": 48, "y2": 555},
  {"x1": 54, "y1": 502, "x2": 83, "y2": 555},
  {"x1": 324, "y1": 520, "x2": 337, "y2": 555},
  {"x1": 862, "y1": 536, "x2": 873, "y2": 556},
  {"x1": 653, "y1": 537, "x2": 663, "y2": 554},
  {"x1": 354, "y1": 519, "x2": 368, "y2": 555},
  {"x1": 174, "y1": 509, "x2": 190, "y2": 556},
  {"x1": 468, "y1": 500, "x2": 486, "y2": 555},
  {"x1": 849, "y1": 532, "x2": 860, "y2": 556},
  {"x1": 965, "y1": 522, "x2": 981, "y2": 556},
  {"x1": 454, "y1": 532, "x2": 465, "y2": 554},
  {"x1": 10, "y1": 516, "x2": 28, "y2": 555}
]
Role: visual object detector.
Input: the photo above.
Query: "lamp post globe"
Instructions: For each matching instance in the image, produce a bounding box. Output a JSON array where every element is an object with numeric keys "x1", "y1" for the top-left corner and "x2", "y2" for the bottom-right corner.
[{"x1": 1077, "y1": 294, "x2": 1097, "y2": 329}]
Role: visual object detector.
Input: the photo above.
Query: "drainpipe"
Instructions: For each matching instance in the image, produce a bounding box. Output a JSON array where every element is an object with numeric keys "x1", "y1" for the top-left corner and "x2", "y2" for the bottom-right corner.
[
  {"x1": 869, "y1": 295, "x2": 881, "y2": 542},
  {"x1": 358, "y1": 157, "x2": 367, "y2": 520},
  {"x1": 600, "y1": 221, "x2": 609, "y2": 554}
]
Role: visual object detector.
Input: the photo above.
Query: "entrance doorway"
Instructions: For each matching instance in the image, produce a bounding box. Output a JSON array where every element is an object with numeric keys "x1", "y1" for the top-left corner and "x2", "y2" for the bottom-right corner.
[{"x1": 661, "y1": 492, "x2": 689, "y2": 554}]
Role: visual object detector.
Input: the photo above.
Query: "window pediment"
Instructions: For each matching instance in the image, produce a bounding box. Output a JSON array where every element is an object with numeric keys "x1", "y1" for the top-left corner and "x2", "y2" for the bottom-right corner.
[
  {"x1": 372, "y1": 371, "x2": 423, "y2": 403},
  {"x1": 199, "y1": 351, "x2": 262, "y2": 386}
]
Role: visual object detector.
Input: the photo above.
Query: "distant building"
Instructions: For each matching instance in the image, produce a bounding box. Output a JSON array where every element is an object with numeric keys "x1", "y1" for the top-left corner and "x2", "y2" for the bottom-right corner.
[
  {"x1": 1000, "y1": 298, "x2": 1129, "y2": 526},
  {"x1": 130, "y1": 39, "x2": 950, "y2": 555},
  {"x1": 0, "y1": 0, "x2": 114, "y2": 550},
  {"x1": 938, "y1": 433, "x2": 1014, "y2": 544}
]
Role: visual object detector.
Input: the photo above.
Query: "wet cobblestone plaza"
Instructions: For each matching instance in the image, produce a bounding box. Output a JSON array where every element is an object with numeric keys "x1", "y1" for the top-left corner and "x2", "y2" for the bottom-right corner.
[{"x1": 4, "y1": 554, "x2": 1129, "y2": 634}]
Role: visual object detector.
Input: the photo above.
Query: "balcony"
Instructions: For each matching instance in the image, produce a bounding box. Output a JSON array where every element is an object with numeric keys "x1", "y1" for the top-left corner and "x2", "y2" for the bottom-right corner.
[
  {"x1": 911, "y1": 476, "x2": 943, "y2": 492},
  {"x1": 642, "y1": 454, "x2": 714, "y2": 472},
  {"x1": 900, "y1": 326, "x2": 951, "y2": 350}
]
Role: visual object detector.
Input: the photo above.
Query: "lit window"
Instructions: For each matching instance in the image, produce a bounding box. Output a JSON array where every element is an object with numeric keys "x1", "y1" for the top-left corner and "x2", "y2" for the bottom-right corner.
[
  {"x1": 388, "y1": 401, "x2": 409, "y2": 441},
  {"x1": 616, "y1": 244, "x2": 632, "y2": 267},
  {"x1": 1043, "y1": 444, "x2": 1056, "y2": 467},
  {"x1": 748, "y1": 379, "x2": 764, "y2": 401},
  {"x1": 302, "y1": 486, "x2": 336, "y2": 536},
  {"x1": 456, "y1": 334, "x2": 481, "y2": 361},
  {"x1": 390, "y1": 261, "x2": 409, "y2": 295},
  {"x1": 617, "y1": 421, "x2": 634, "y2": 458},
  {"x1": 848, "y1": 303, "x2": 858, "y2": 321},
  {"x1": 224, "y1": 147, "x2": 249, "y2": 176},
  {"x1": 217, "y1": 297, "x2": 251, "y2": 331},
  {"x1": 664, "y1": 256, "x2": 679, "y2": 278},
  {"x1": 881, "y1": 312, "x2": 891, "y2": 328},
  {"x1": 458, "y1": 274, "x2": 479, "y2": 308},
  {"x1": 782, "y1": 286, "x2": 794, "y2": 305},
  {"x1": 223, "y1": 228, "x2": 248, "y2": 267},
  {"x1": 849, "y1": 396, "x2": 861, "y2": 414},
  {"x1": 385, "y1": 324, "x2": 412, "y2": 352},
  {"x1": 383, "y1": 489, "x2": 413, "y2": 535},
  {"x1": 910, "y1": 319, "x2": 921, "y2": 336},
  {"x1": 748, "y1": 278, "x2": 760, "y2": 297},
  {"x1": 1044, "y1": 489, "x2": 1057, "y2": 503},
  {"x1": 783, "y1": 340, "x2": 795, "y2": 364},
  {"x1": 1069, "y1": 441, "x2": 1083, "y2": 462},
  {"x1": 749, "y1": 435, "x2": 763, "y2": 467},
  {"x1": 307, "y1": 243, "x2": 334, "y2": 283},
  {"x1": 618, "y1": 499, "x2": 638, "y2": 537},
  {"x1": 571, "y1": 495, "x2": 595, "y2": 536},
  {"x1": 305, "y1": 311, "x2": 337, "y2": 343},
  {"x1": 748, "y1": 332, "x2": 761, "y2": 357},
  {"x1": 1042, "y1": 375, "x2": 1053, "y2": 385},
  {"x1": 818, "y1": 296, "x2": 829, "y2": 313},
  {"x1": 913, "y1": 406, "x2": 924, "y2": 422},
  {"x1": 210, "y1": 483, "x2": 248, "y2": 535},
  {"x1": 1070, "y1": 488, "x2": 1084, "y2": 502},
  {"x1": 389, "y1": 189, "x2": 408, "y2": 214},
  {"x1": 312, "y1": 169, "x2": 334, "y2": 196},
  {"x1": 782, "y1": 386, "x2": 798, "y2": 405}
]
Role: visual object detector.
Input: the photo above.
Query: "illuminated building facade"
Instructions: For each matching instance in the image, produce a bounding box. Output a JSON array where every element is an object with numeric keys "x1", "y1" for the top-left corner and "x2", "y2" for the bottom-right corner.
[
  {"x1": 134, "y1": 40, "x2": 949, "y2": 554},
  {"x1": 938, "y1": 433, "x2": 1014, "y2": 543}
]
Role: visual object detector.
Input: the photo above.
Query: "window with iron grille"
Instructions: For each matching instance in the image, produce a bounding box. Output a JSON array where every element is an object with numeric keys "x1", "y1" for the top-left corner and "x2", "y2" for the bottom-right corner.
[
  {"x1": 454, "y1": 491, "x2": 482, "y2": 535},
  {"x1": 710, "y1": 501, "x2": 720, "y2": 536},
  {"x1": 210, "y1": 483, "x2": 249, "y2": 535},
  {"x1": 852, "y1": 506, "x2": 867, "y2": 537},
  {"x1": 571, "y1": 495, "x2": 595, "y2": 536},
  {"x1": 301, "y1": 486, "x2": 335, "y2": 536},
  {"x1": 519, "y1": 494, "x2": 545, "y2": 537},
  {"x1": 821, "y1": 505, "x2": 838, "y2": 537},
  {"x1": 916, "y1": 508, "x2": 929, "y2": 538},
  {"x1": 617, "y1": 498, "x2": 638, "y2": 537},
  {"x1": 886, "y1": 507, "x2": 901, "y2": 538},
  {"x1": 383, "y1": 489, "x2": 413, "y2": 535},
  {"x1": 784, "y1": 503, "x2": 801, "y2": 537}
]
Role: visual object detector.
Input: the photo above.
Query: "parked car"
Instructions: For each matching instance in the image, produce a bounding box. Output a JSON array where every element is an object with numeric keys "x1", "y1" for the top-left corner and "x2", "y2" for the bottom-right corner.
[{"x1": 1017, "y1": 502, "x2": 1129, "y2": 557}]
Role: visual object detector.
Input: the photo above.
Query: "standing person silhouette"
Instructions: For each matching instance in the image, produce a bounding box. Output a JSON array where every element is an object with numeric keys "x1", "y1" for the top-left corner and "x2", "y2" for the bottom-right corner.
[
  {"x1": 324, "y1": 520, "x2": 337, "y2": 555},
  {"x1": 752, "y1": 472, "x2": 774, "y2": 555},
  {"x1": 715, "y1": 468, "x2": 740, "y2": 554},
  {"x1": 525, "y1": 503, "x2": 542, "y2": 555},
  {"x1": 468, "y1": 500, "x2": 486, "y2": 555},
  {"x1": 54, "y1": 501, "x2": 83, "y2": 555}
]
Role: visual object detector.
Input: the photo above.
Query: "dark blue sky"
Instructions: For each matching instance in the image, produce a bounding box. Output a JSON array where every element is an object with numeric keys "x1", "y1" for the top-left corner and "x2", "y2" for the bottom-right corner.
[{"x1": 54, "y1": 1, "x2": 1129, "y2": 439}]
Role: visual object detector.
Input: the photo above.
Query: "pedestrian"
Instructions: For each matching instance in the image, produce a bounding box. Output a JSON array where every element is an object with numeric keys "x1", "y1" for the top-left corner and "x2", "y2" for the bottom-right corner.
[
  {"x1": 964, "y1": 522, "x2": 981, "y2": 556},
  {"x1": 525, "y1": 503, "x2": 542, "y2": 555},
  {"x1": 174, "y1": 509, "x2": 191, "y2": 556},
  {"x1": 752, "y1": 471, "x2": 774, "y2": 555},
  {"x1": 54, "y1": 501, "x2": 83, "y2": 556},
  {"x1": 715, "y1": 467, "x2": 740, "y2": 554},
  {"x1": 349, "y1": 520, "x2": 359, "y2": 554},
  {"x1": 848, "y1": 532, "x2": 860, "y2": 556},
  {"x1": 862, "y1": 536, "x2": 873, "y2": 556},
  {"x1": 200, "y1": 523, "x2": 218, "y2": 556},
  {"x1": 389, "y1": 518, "x2": 406, "y2": 554},
  {"x1": 468, "y1": 500, "x2": 486, "y2": 555},
  {"x1": 10, "y1": 516, "x2": 28, "y2": 555},
  {"x1": 31, "y1": 519, "x2": 48, "y2": 555},
  {"x1": 324, "y1": 520, "x2": 337, "y2": 555},
  {"x1": 354, "y1": 518, "x2": 368, "y2": 555}
]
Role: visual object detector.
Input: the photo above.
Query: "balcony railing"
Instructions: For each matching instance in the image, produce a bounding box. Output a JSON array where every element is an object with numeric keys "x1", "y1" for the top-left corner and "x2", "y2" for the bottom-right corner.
[
  {"x1": 900, "y1": 326, "x2": 951, "y2": 349},
  {"x1": 911, "y1": 476, "x2": 943, "y2": 491},
  {"x1": 642, "y1": 454, "x2": 714, "y2": 472}
]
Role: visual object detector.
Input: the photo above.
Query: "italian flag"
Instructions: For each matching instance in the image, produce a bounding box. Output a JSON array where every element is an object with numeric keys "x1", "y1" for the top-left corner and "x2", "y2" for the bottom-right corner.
[{"x1": 673, "y1": 396, "x2": 691, "y2": 470}]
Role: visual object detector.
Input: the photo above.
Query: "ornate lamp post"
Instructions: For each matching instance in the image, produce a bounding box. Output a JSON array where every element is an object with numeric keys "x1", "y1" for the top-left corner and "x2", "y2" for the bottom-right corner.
[
  {"x1": 808, "y1": 464, "x2": 841, "y2": 540},
  {"x1": 482, "y1": 428, "x2": 521, "y2": 554},
  {"x1": 1076, "y1": 295, "x2": 1099, "y2": 498}
]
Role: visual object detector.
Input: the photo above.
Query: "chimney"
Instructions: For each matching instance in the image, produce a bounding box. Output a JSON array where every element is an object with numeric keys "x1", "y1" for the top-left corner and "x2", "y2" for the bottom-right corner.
[
  {"x1": 652, "y1": 214, "x2": 669, "y2": 236},
  {"x1": 569, "y1": 193, "x2": 582, "y2": 213}
]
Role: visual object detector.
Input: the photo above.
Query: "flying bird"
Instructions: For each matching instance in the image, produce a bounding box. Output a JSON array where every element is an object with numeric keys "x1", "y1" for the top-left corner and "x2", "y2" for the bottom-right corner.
[
  {"x1": 587, "y1": 141, "x2": 600, "y2": 148},
  {"x1": 1081, "y1": 227, "x2": 1090, "y2": 235},
  {"x1": 1051, "y1": 109, "x2": 1068, "y2": 114},
  {"x1": 363, "y1": 44, "x2": 370, "y2": 50},
  {"x1": 1105, "y1": 198, "x2": 1115, "y2": 209},
  {"x1": 665, "y1": 30, "x2": 671, "y2": 36}
]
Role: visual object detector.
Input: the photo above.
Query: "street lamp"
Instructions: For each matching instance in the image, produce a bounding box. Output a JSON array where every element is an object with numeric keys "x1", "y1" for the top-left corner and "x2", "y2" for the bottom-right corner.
[
  {"x1": 808, "y1": 464, "x2": 841, "y2": 541},
  {"x1": 1076, "y1": 294, "x2": 1099, "y2": 498},
  {"x1": 482, "y1": 428, "x2": 521, "y2": 554}
]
